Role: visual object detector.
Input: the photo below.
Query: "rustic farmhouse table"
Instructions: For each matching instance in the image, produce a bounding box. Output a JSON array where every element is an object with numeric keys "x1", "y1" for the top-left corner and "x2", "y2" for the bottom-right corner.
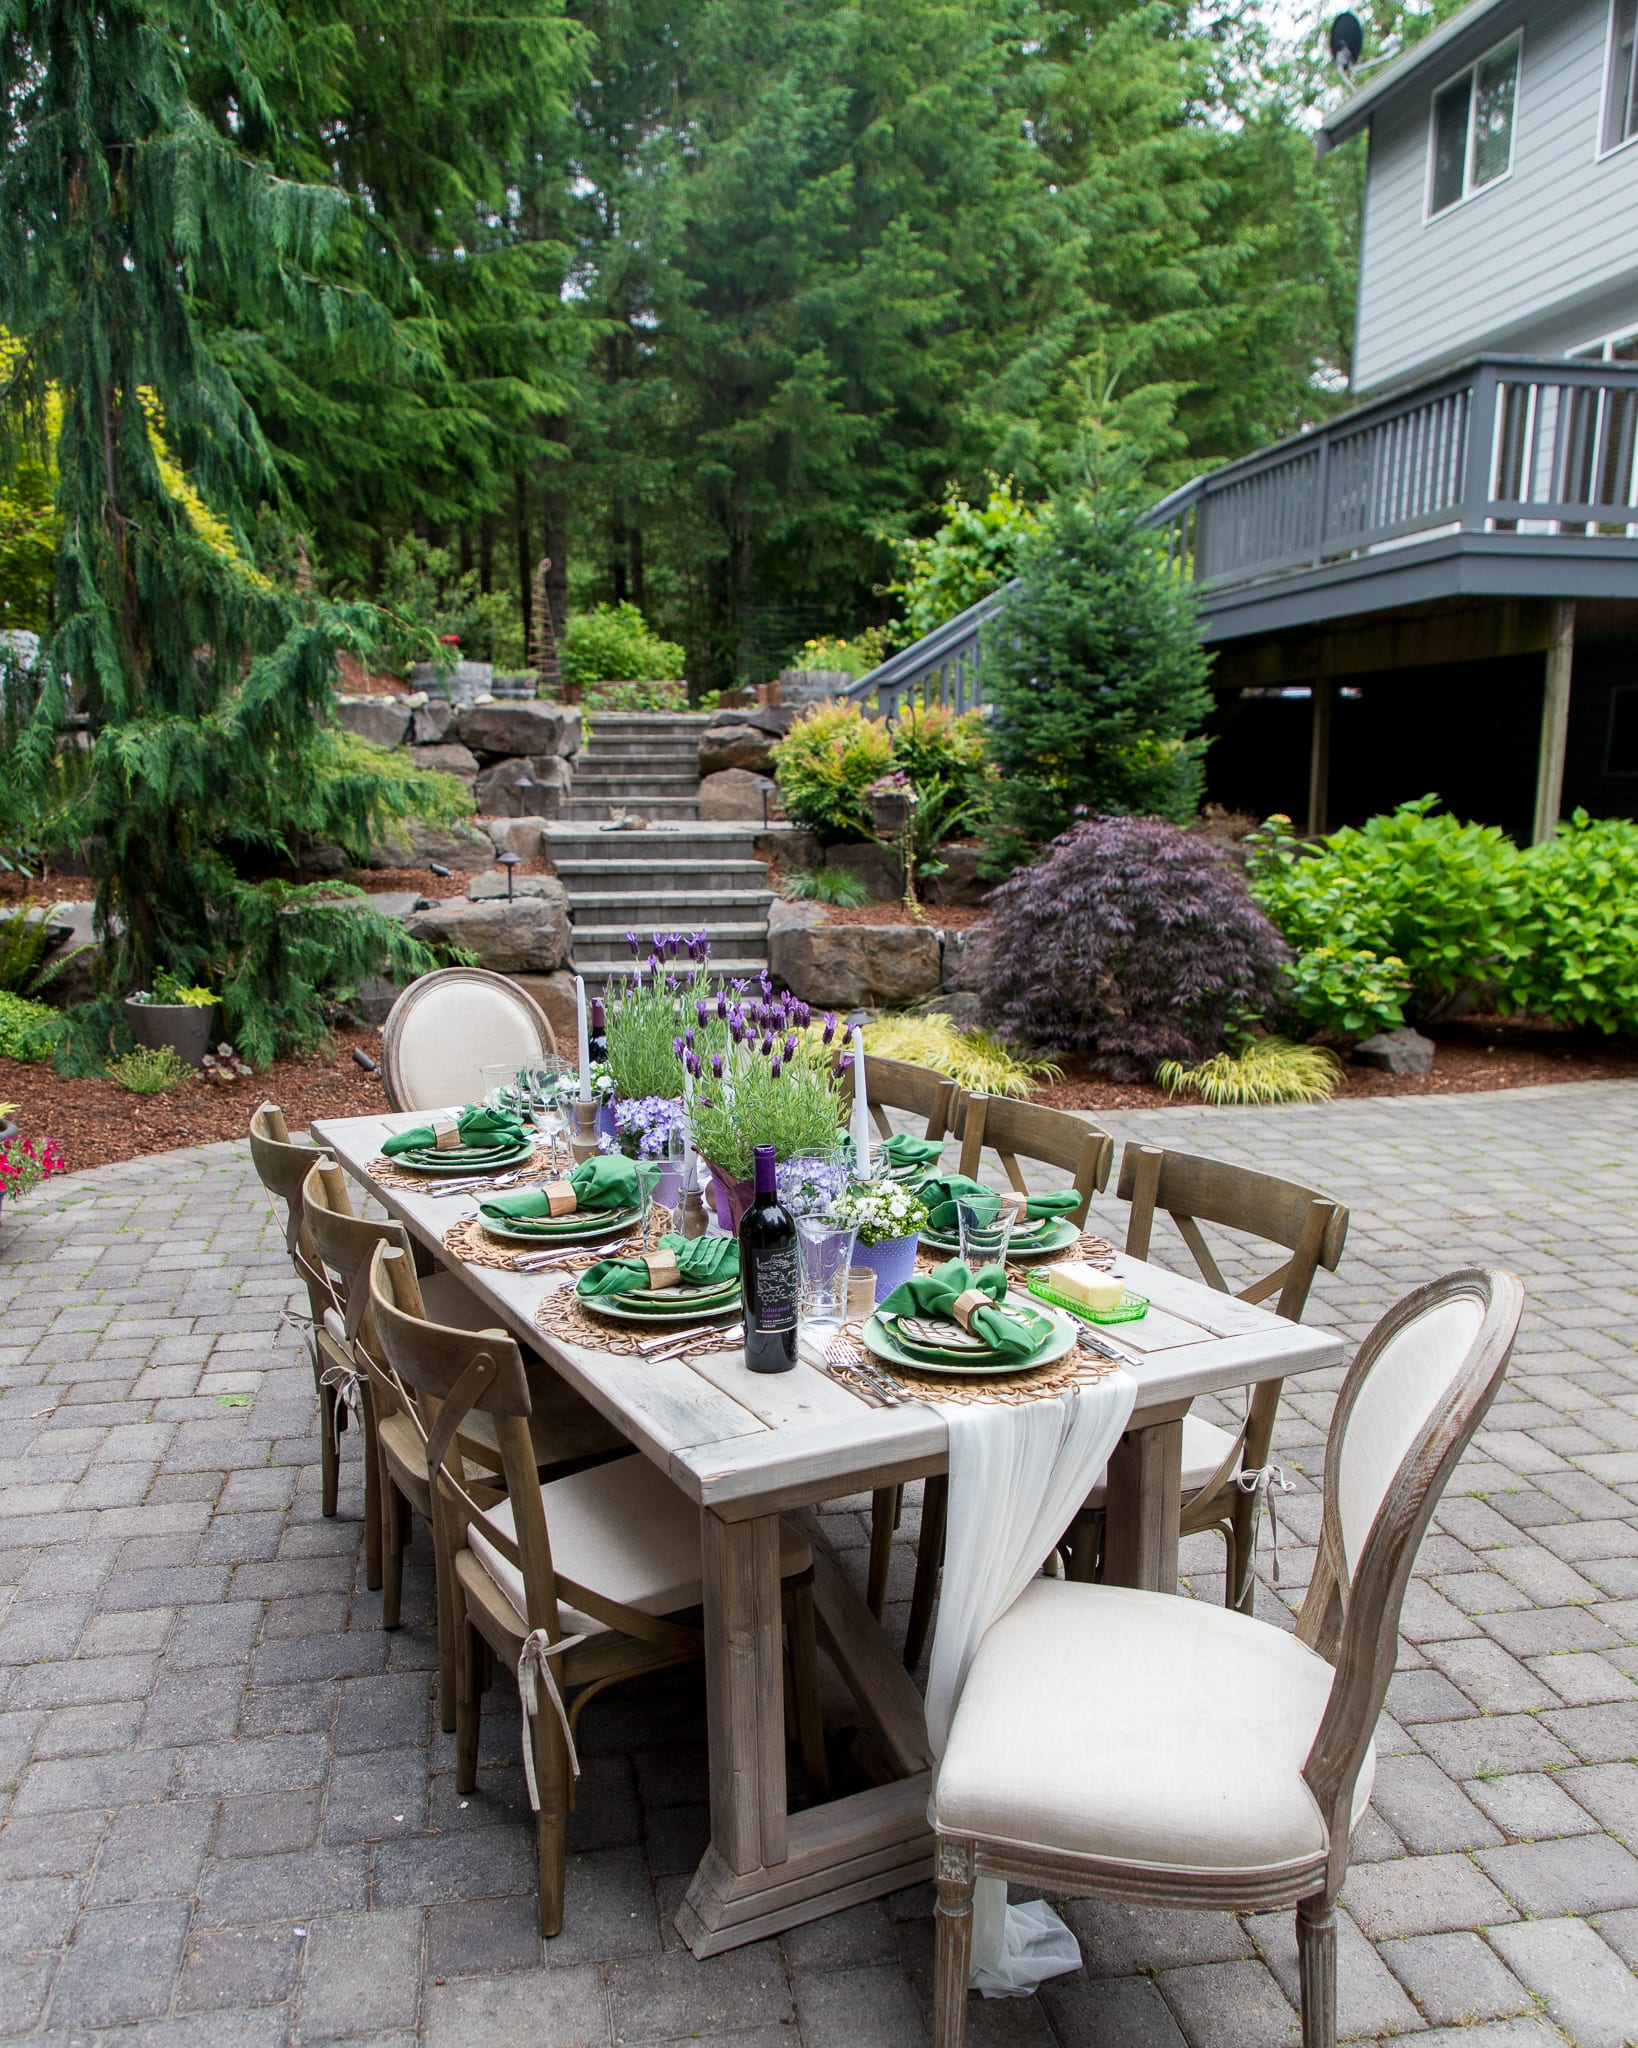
[{"x1": 313, "y1": 1111, "x2": 1345, "y2": 1955}]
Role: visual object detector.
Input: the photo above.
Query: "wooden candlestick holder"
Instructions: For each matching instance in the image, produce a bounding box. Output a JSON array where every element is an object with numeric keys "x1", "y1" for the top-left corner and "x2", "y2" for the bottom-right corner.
[{"x1": 570, "y1": 1100, "x2": 600, "y2": 1164}]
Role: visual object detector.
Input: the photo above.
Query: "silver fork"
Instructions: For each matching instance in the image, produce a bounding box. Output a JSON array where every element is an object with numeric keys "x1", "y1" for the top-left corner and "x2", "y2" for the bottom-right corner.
[
  {"x1": 512, "y1": 1237, "x2": 639, "y2": 1273},
  {"x1": 825, "y1": 1336, "x2": 905, "y2": 1405},
  {"x1": 1075, "y1": 1326, "x2": 1142, "y2": 1365},
  {"x1": 429, "y1": 1169, "x2": 533, "y2": 1199}
]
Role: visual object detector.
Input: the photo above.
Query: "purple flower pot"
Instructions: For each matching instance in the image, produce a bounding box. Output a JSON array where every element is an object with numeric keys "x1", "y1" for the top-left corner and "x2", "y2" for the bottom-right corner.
[
  {"x1": 595, "y1": 1099, "x2": 619, "y2": 1143},
  {"x1": 853, "y1": 1233, "x2": 919, "y2": 1305},
  {"x1": 706, "y1": 1163, "x2": 756, "y2": 1234}
]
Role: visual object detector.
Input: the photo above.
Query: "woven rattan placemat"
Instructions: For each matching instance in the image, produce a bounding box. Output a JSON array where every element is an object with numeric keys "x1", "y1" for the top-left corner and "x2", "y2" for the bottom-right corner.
[{"x1": 835, "y1": 1322, "x2": 1125, "y2": 1406}]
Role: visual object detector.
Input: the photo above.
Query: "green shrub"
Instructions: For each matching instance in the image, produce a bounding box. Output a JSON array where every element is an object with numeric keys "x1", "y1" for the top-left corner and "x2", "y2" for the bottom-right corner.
[
  {"x1": 0, "y1": 904, "x2": 53, "y2": 995},
  {"x1": 561, "y1": 603, "x2": 685, "y2": 688},
  {"x1": 772, "y1": 701, "x2": 892, "y2": 839},
  {"x1": 313, "y1": 729, "x2": 473, "y2": 831},
  {"x1": 889, "y1": 480, "x2": 1041, "y2": 643},
  {"x1": 0, "y1": 989, "x2": 66, "y2": 1061},
  {"x1": 1157, "y1": 1038, "x2": 1342, "y2": 1106},
  {"x1": 783, "y1": 867, "x2": 872, "y2": 907},
  {"x1": 370, "y1": 536, "x2": 516, "y2": 673},
  {"x1": 108, "y1": 1044, "x2": 192, "y2": 1093},
  {"x1": 982, "y1": 497, "x2": 1213, "y2": 861},
  {"x1": 1246, "y1": 801, "x2": 1526, "y2": 1031},
  {"x1": 794, "y1": 630, "x2": 888, "y2": 678},
  {"x1": 1507, "y1": 811, "x2": 1638, "y2": 1033}
]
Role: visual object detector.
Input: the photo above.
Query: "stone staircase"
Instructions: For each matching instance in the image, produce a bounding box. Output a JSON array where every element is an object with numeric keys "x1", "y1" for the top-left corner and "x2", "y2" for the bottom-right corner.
[{"x1": 560, "y1": 710, "x2": 713, "y2": 823}]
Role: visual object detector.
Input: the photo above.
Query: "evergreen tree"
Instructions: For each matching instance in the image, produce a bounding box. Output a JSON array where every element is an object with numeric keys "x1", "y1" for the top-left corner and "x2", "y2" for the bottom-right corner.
[
  {"x1": 0, "y1": 0, "x2": 443, "y2": 1062},
  {"x1": 982, "y1": 494, "x2": 1214, "y2": 861}
]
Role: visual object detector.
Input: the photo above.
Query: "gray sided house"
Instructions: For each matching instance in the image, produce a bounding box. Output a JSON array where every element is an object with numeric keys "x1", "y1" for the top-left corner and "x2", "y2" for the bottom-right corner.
[
  {"x1": 856, "y1": 0, "x2": 1638, "y2": 841},
  {"x1": 1158, "y1": 0, "x2": 1638, "y2": 841}
]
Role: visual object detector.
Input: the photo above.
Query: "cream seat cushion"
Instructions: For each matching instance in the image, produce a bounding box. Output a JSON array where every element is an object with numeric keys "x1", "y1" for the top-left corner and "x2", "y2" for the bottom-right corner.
[
  {"x1": 323, "y1": 1271, "x2": 495, "y2": 1351},
  {"x1": 467, "y1": 1455, "x2": 812, "y2": 1638},
  {"x1": 390, "y1": 975, "x2": 549, "y2": 1112},
  {"x1": 1080, "y1": 1413, "x2": 1239, "y2": 1507},
  {"x1": 936, "y1": 1580, "x2": 1372, "y2": 1877}
]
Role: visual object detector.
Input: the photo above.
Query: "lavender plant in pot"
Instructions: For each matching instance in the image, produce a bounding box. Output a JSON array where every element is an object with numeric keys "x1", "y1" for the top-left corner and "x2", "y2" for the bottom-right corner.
[
  {"x1": 832, "y1": 1177, "x2": 930, "y2": 1303},
  {"x1": 685, "y1": 987, "x2": 840, "y2": 1231},
  {"x1": 124, "y1": 971, "x2": 216, "y2": 1067}
]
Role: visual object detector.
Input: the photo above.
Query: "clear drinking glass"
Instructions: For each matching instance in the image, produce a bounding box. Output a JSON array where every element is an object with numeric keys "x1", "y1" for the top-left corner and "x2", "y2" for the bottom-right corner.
[
  {"x1": 797, "y1": 1216, "x2": 858, "y2": 1340},
  {"x1": 521, "y1": 1058, "x2": 569, "y2": 1171},
  {"x1": 956, "y1": 1194, "x2": 1017, "y2": 1272},
  {"x1": 479, "y1": 1061, "x2": 526, "y2": 1118},
  {"x1": 634, "y1": 1156, "x2": 670, "y2": 1252}
]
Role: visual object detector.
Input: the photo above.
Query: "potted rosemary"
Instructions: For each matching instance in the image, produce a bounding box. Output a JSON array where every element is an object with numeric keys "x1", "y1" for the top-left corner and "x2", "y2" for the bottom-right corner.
[{"x1": 125, "y1": 970, "x2": 216, "y2": 1067}]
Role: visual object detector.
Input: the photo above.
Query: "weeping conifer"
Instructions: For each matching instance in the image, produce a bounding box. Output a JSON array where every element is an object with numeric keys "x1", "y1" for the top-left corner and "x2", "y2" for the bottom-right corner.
[{"x1": 0, "y1": 0, "x2": 445, "y2": 1063}]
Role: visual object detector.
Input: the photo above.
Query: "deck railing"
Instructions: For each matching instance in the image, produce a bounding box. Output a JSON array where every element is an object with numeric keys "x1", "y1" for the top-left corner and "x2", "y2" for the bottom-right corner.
[{"x1": 1146, "y1": 353, "x2": 1638, "y2": 592}]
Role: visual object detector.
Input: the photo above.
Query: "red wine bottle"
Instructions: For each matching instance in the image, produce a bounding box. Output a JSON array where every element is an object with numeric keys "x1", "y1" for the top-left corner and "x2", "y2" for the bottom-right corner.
[
  {"x1": 589, "y1": 998, "x2": 608, "y2": 1066},
  {"x1": 740, "y1": 1144, "x2": 798, "y2": 1373}
]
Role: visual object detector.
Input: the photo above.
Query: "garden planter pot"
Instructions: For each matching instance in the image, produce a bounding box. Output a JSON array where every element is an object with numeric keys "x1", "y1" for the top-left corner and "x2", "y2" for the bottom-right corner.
[
  {"x1": 125, "y1": 998, "x2": 213, "y2": 1067},
  {"x1": 853, "y1": 1233, "x2": 919, "y2": 1304},
  {"x1": 595, "y1": 1099, "x2": 619, "y2": 1143},
  {"x1": 706, "y1": 1163, "x2": 756, "y2": 1234},
  {"x1": 869, "y1": 789, "x2": 912, "y2": 837}
]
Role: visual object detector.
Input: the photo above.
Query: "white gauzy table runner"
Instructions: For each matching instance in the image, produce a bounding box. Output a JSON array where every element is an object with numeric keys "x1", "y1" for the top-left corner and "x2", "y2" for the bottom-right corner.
[{"x1": 924, "y1": 1375, "x2": 1138, "y2": 1996}]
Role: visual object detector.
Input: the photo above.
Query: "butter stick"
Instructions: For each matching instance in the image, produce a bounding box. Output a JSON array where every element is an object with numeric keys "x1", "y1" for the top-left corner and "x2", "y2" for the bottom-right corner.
[{"x1": 1045, "y1": 1261, "x2": 1125, "y2": 1312}]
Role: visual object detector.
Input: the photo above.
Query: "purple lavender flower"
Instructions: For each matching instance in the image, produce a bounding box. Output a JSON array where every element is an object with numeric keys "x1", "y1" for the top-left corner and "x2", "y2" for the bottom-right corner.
[
  {"x1": 626, "y1": 930, "x2": 640, "y2": 956},
  {"x1": 716, "y1": 992, "x2": 728, "y2": 1020},
  {"x1": 684, "y1": 1028, "x2": 695, "y2": 1051},
  {"x1": 711, "y1": 1052, "x2": 724, "y2": 1079},
  {"x1": 760, "y1": 1034, "x2": 773, "y2": 1058},
  {"x1": 838, "y1": 1053, "x2": 854, "y2": 1074},
  {"x1": 822, "y1": 1012, "x2": 837, "y2": 1046},
  {"x1": 798, "y1": 1002, "x2": 812, "y2": 1027},
  {"x1": 784, "y1": 1033, "x2": 797, "y2": 1061},
  {"x1": 672, "y1": 1036, "x2": 685, "y2": 1060},
  {"x1": 770, "y1": 1058, "x2": 782, "y2": 1079},
  {"x1": 731, "y1": 977, "x2": 749, "y2": 993},
  {"x1": 665, "y1": 975, "x2": 678, "y2": 993},
  {"x1": 730, "y1": 1016, "x2": 746, "y2": 1045}
]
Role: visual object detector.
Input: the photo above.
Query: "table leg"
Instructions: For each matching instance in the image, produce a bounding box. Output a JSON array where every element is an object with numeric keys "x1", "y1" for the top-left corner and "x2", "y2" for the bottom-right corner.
[
  {"x1": 1101, "y1": 1410, "x2": 1184, "y2": 1593},
  {"x1": 700, "y1": 1509, "x2": 788, "y2": 1875}
]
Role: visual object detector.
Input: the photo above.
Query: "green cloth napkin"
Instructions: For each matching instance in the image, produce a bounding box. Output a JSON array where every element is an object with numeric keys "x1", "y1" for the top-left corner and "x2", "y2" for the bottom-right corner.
[
  {"x1": 576, "y1": 1232, "x2": 740, "y2": 1299},
  {"x1": 917, "y1": 1174, "x2": 1080, "y2": 1237},
  {"x1": 382, "y1": 1104, "x2": 526, "y2": 1157},
  {"x1": 878, "y1": 1132, "x2": 947, "y2": 1171},
  {"x1": 479, "y1": 1154, "x2": 640, "y2": 1221},
  {"x1": 878, "y1": 1257, "x2": 1041, "y2": 1360}
]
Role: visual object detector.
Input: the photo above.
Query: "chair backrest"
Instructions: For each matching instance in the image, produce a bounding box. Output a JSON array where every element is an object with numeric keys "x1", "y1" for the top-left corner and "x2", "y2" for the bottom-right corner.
[
  {"x1": 837, "y1": 1052, "x2": 959, "y2": 1143},
  {"x1": 381, "y1": 967, "x2": 558, "y2": 1113},
  {"x1": 1301, "y1": 1267, "x2": 1523, "y2": 1892},
  {"x1": 300, "y1": 1158, "x2": 422, "y2": 1410},
  {"x1": 954, "y1": 1095, "x2": 1113, "y2": 1225},
  {"x1": 367, "y1": 1243, "x2": 693, "y2": 1655},
  {"x1": 1115, "y1": 1143, "x2": 1348, "y2": 1323},
  {"x1": 248, "y1": 1103, "x2": 329, "y2": 1322}
]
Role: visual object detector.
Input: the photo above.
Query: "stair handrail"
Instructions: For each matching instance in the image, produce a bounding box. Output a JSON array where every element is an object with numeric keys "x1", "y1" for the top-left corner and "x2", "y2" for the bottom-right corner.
[{"x1": 841, "y1": 579, "x2": 1019, "y2": 719}]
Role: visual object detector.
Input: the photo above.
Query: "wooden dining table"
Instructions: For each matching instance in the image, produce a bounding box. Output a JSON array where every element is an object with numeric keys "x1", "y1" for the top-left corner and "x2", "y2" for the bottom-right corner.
[{"x1": 312, "y1": 1111, "x2": 1346, "y2": 1957}]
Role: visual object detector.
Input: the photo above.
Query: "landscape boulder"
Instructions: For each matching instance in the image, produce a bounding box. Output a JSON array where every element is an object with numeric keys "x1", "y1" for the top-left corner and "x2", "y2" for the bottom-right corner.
[
  {"x1": 758, "y1": 826, "x2": 823, "y2": 873},
  {"x1": 466, "y1": 869, "x2": 562, "y2": 902},
  {"x1": 335, "y1": 695, "x2": 413, "y2": 749},
  {"x1": 408, "y1": 741, "x2": 480, "y2": 788},
  {"x1": 457, "y1": 700, "x2": 581, "y2": 762},
  {"x1": 824, "y1": 839, "x2": 903, "y2": 901},
  {"x1": 698, "y1": 704, "x2": 798, "y2": 778},
  {"x1": 411, "y1": 699, "x2": 457, "y2": 745},
  {"x1": 485, "y1": 819, "x2": 549, "y2": 861},
  {"x1": 364, "y1": 818, "x2": 494, "y2": 873},
  {"x1": 508, "y1": 970, "x2": 577, "y2": 1046},
  {"x1": 1353, "y1": 1027, "x2": 1436, "y2": 1076},
  {"x1": 922, "y1": 843, "x2": 989, "y2": 908},
  {"x1": 768, "y1": 918, "x2": 940, "y2": 1010},
  {"x1": 699, "y1": 768, "x2": 774, "y2": 822},
  {"x1": 473, "y1": 754, "x2": 573, "y2": 818},
  {"x1": 403, "y1": 883, "x2": 571, "y2": 974}
]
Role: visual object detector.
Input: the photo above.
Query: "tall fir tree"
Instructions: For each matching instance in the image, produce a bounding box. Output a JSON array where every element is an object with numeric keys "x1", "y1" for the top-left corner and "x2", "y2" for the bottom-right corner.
[{"x1": 0, "y1": 0, "x2": 443, "y2": 1061}]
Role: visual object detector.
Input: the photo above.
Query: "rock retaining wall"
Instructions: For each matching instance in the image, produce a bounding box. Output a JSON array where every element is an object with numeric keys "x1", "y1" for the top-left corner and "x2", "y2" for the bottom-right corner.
[
  {"x1": 767, "y1": 900, "x2": 984, "y2": 1012},
  {"x1": 334, "y1": 692, "x2": 580, "y2": 820}
]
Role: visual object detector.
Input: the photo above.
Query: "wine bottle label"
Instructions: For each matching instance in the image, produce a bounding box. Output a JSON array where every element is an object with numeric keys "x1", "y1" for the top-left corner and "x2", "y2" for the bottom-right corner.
[{"x1": 750, "y1": 1243, "x2": 799, "y2": 1332}]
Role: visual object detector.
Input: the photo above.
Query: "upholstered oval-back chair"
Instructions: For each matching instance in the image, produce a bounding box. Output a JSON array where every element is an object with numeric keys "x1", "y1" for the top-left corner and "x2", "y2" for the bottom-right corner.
[{"x1": 380, "y1": 967, "x2": 557, "y2": 1112}]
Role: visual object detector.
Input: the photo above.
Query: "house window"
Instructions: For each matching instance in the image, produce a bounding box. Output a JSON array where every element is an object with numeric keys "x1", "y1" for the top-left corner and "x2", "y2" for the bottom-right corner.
[
  {"x1": 1606, "y1": 0, "x2": 1638, "y2": 152},
  {"x1": 1429, "y1": 34, "x2": 1521, "y2": 215}
]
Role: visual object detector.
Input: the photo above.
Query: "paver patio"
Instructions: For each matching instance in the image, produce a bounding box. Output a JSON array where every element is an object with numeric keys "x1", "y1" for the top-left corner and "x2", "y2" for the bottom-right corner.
[{"x1": 2, "y1": 1080, "x2": 1637, "y2": 2045}]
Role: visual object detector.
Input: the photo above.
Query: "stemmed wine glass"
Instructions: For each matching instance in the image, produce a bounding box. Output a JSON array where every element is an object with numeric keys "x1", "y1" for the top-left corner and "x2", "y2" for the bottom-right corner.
[{"x1": 521, "y1": 1058, "x2": 571, "y2": 1172}]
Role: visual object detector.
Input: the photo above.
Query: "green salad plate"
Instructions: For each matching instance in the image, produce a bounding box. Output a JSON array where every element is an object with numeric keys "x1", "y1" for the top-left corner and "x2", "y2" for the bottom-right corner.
[
  {"x1": 476, "y1": 1206, "x2": 640, "y2": 1248},
  {"x1": 919, "y1": 1216, "x2": 1081, "y2": 1262},
  {"x1": 387, "y1": 1140, "x2": 537, "y2": 1176},
  {"x1": 577, "y1": 1278, "x2": 742, "y2": 1328},
  {"x1": 861, "y1": 1298, "x2": 1076, "y2": 1378}
]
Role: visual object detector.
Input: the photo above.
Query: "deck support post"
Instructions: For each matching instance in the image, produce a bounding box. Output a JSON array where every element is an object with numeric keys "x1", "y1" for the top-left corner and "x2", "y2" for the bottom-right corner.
[
  {"x1": 1532, "y1": 600, "x2": 1575, "y2": 846},
  {"x1": 1306, "y1": 673, "x2": 1335, "y2": 839}
]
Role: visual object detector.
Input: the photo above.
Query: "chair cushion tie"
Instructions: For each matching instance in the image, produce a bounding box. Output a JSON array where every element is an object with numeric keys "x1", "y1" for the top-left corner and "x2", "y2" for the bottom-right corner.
[
  {"x1": 1235, "y1": 1463, "x2": 1295, "y2": 1583},
  {"x1": 518, "y1": 1627, "x2": 590, "y2": 1809}
]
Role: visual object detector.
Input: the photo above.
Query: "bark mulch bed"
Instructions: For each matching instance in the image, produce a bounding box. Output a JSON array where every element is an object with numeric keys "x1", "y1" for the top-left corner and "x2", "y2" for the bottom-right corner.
[
  {"x1": 3, "y1": 1028, "x2": 389, "y2": 1173},
  {"x1": 1032, "y1": 1019, "x2": 1638, "y2": 1114}
]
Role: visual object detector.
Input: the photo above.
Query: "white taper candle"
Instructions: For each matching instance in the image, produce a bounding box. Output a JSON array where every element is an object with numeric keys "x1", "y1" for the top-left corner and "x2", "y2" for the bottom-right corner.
[
  {"x1": 850, "y1": 1025, "x2": 871, "y2": 1178},
  {"x1": 575, "y1": 975, "x2": 592, "y2": 1103}
]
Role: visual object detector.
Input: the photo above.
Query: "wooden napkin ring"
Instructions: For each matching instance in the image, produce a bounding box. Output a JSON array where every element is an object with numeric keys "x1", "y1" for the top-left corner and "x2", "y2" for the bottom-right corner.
[
  {"x1": 643, "y1": 1249, "x2": 681, "y2": 1288},
  {"x1": 1000, "y1": 1192, "x2": 1029, "y2": 1219},
  {"x1": 544, "y1": 1181, "x2": 579, "y2": 1217},
  {"x1": 431, "y1": 1112, "x2": 461, "y2": 1152},
  {"x1": 951, "y1": 1288, "x2": 990, "y2": 1332}
]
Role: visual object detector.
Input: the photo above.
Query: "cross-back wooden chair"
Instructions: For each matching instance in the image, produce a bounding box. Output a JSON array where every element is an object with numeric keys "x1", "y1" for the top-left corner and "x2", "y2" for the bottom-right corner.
[
  {"x1": 366, "y1": 1241, "x2": 828, "y2": 1936},
  {"x1": 931, "y1": 1268, "x2": 1524, "y2": 2048},
  {"x1": 1064, "y1": 1143, "x2": 1350, "y2": 1609},
  {"x1": 837, "y1": 1051, "x2": 959, "y2": 1144},
  {"x1": 953, "y1": 1095, "x2": 1113, "y2": 1225},
  {"x1": 887, "y1": 1096, "x2": 1115, "y2": 1662},
  {"x1": 301, "y1": 1160, "x2": 624, "y2": 1731},
  {"x1": 248, "y1": 1104, "x2": 348, "y2": 1526}
]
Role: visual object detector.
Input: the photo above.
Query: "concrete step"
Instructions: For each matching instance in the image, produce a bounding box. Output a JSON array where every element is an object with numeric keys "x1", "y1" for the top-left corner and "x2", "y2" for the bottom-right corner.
[
  {"x1": 576, "y1": 752, "x2": 700, "y2": 773},
  {"x1": 560, "y1": 797, "x2": 701, "y2": 821},
  {"x1": 577, "y1": 957, "x2": 770, "y2": 994},
  {"x1": 573, "y1": 770, "x2": 701, "y2": 793},
  {"x1": 552, "y1": 858, "x2": 769, "y2": 892},
  {"x1": 583, "y1": 711, "x2": 714, "y2": 726},
  {"x1": 571, "y1": 920, "x2": 769, "y2": 965},
  {"x1": 545, "y1": 821, "x2": 772, "y2": 856},
  {"x1": 570, "y1": 888, "x2": 773, "y2": 925}
]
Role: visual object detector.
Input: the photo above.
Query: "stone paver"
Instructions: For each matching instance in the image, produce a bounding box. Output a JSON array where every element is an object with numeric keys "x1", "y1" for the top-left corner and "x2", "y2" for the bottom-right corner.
[{"x1": 0, "y1": 1080, "x2": 1636, "y2": 2042}]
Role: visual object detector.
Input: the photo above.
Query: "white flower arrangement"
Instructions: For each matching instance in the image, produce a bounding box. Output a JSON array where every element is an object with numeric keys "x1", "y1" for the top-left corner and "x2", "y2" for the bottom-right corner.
[{"x1": 832, "y1": 1177, "x2": 929, "y2": 1248}]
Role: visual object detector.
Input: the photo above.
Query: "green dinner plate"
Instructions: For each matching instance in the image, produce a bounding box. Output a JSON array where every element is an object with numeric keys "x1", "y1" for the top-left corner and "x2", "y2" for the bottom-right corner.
[
  {"x1": 476, "y1": 1207, "x2": 640, "y2": 1248},
  {"x1": 920, "y1": 1217, "x2": 1081, "y2": 1263},
  {"x1": 599, "y1": 1279, "x2": 740, "y2": 1316},
  {"x1": 861, "y1": 1300, "x2": 1077, "y2": 1379},
  {"x1": 387, "y1": 1140, "x2": 537, "y2": 1176},
  {"x1": 576, "y1": 1292, "x2": 743, "y2": 1329}
]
